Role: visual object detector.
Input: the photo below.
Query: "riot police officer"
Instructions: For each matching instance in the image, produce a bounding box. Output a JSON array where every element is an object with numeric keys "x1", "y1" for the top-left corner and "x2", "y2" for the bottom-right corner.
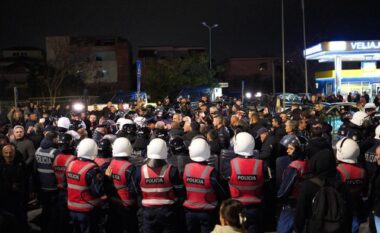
[
  {"x1": 53, "y1": 133, "x2": 76, "y2": 233},
  {"x1": 277, "y1": 135, "x2": 308, "y2": 233},
  {"x1": 135, "y1": 138, "x2": 185, "y2": 233},
  {"x1": 226, "y1": 132, "x2": 271, "y2": 233},
  {"x1": 34, "y1": 131, "x2": 60, "y2": 233},
  {"x1": 106, "y1": 137, "x2": 138, "y2": 233},
  {"x1": 336, "y1": 138, "x2": 367, "y2": 233},
  {"x1": 183, "y1": 137, "x2": 228, "y2": 233},
  {"x1": 66, "y1": 138, "x2": 105, "y2": 233},
  {"x1": 94, "y1": 138, "x2": 112, "y2": 173}
]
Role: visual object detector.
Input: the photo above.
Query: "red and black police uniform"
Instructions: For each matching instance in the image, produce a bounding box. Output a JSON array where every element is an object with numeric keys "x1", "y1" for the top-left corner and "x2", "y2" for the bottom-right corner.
[
  {"x1": 66, "y1": 157, "x2": 105, "y2": 233},
  {"x1": 183, "y1": 162, "x2": 228, "y2": 233},
  {"x1": 277, "y1": 152, "x2": 308, "y2": 233},
  {"x1": 95, "y1": 138, "x2": 113, "y2": 174},
  {"x1": 336, "y1": 161, "x2": 367, "y2": 232},
  {"x1": 52, "y1": 146, "x2": 76, "y2": 233},
  {"x1": 107, "y1": 156, "x2": 138, "y2": 233},
  {"x1": 226, "y1": 153, "x2": 270, "y2": 233},
  {"x1": 135, "y1": 160, "x2": 185, "y2": 233}
]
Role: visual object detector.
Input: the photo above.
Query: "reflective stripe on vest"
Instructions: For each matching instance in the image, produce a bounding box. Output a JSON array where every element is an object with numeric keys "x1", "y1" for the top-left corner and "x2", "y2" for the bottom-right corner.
[
  {"x1": 53, "y1": 154, "x2": 76, "y2": 189},
  {"x1": 36, "y1": 148, "x2": 58, "y2": 191},
  {"x1": 140, "y1": 164, "x2": 176, "y2": 207},
  {"x1": 95, "y1": 158, "x2": 111, "y2": 168},
  {"x1": 183, "y1": 163, "x2": 217, "y2": 210},
  {"x1": 109, "y1": 159, "x2": 136, "y2": 207},
  {"x1": 36, "y1": 148, "x2": 56, "y2": 158},
  {"x1": 288, "y1": 160, "x2": 308, "y2": 199},
  {"x1": 229, "y1": 157, "x2": 264, "y2": 205},
  {"x1": 289, "y1": 160, "x2": 307, "y2": 175},
  {"x1": 37, "y1": 168, "x2": 55, "y2": 174},
  {"x1": 337, "y1": 163, "x2": 365, "y2": 183},
  {"x1": 66, "y1": 160, "x2": 101, "y2": 212}
]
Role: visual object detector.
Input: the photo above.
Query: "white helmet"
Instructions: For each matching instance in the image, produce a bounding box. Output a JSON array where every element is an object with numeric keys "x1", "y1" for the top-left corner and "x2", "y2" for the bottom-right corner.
[
  {"x1": 336, "y1": 137, "x2": 359, "y2": 164},
  {"x1": 103, "y1": 134, "x2": 117, "y2": 143},
  {"x1": 350, "y1": 111, "x2": 367, "y2": 127},
  {"x1": 147, "y1": 138, "x2": 168, "y2": 159},
  {"x1": 189, "y1": 137, "x2": 210, "y2": 162},
  {"x1": 57, "y1": 117, "x2": 71, "y2": 130},
  {"x1": 364, "y1": 103, "x2": 376, "y2": 110},
  {"x1": 66, "y1": 130, "x2": 80, "y2": 140},
  {"x1": 234, "y1": 132, "x2": 255, "y2": 156},
  {"x1": 134, "y1": 116, "x2": 147, "y2": 128},
  {"x1": 116, "y1": 118, "x2": 133, "y2": 130},
  {"x1": 375, "y1": 125, "x2": 380, "y2": 140},
  {"x1": 112, "y1": 137, "x2": 133, "y2": 157},
  {"x1": 77, "y1": 138, "x2": 98, "y2": 160}
]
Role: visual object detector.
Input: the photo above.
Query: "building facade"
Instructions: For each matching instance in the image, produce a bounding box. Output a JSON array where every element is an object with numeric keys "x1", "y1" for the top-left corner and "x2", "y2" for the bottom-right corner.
[
  {"x1": 46, "y1": 36, "x2": 132, "y2": 95},
  {"x1": 221, "y1": 57, "x2": 276, "y2": 94}
]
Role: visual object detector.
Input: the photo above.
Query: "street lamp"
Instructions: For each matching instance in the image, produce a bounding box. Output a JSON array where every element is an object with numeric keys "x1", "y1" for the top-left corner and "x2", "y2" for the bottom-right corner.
[
  {"x1": 281, "y1": 0, "x2": 286, "y2": 109},
  {"x1": 301, "y1": 0, "x2": 309, "y2": 95},
  {"x1": 202, "y1": 22, "x2": 219, "y2": 69}
]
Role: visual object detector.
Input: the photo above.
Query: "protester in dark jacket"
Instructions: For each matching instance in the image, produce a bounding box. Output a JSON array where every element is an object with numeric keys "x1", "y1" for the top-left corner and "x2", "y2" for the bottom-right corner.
[
  {"x1": 0, "y1": 144, "x2": 28, "y2": 232},
  {"x1": 305, "y1": 125, "x2": 333, "y2": 159},
  {"x1": 294, "y1": 149, "x2": 350, "y2": 233}
]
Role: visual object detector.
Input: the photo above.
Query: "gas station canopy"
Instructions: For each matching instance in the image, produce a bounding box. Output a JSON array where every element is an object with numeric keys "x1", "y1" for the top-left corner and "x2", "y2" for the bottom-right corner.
[
  {"x1": 304, "y1": 40, "x2": 380, "y2": 96},
  {"x1": 305, "y1": 40, "x2": 380, "y2": 62}
]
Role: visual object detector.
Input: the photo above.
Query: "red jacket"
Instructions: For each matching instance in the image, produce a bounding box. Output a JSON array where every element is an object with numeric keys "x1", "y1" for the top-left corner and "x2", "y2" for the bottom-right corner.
[
  {"x1": 229, "y1": 157, "x2": 264, "y2": 205},
  {"x1": 183, "y1": 163, "x2": 217, "y2": 210},
  {"x1": 140, "y1": 164, "x2": 176, "y2": 207},
  {"x1": 109, "y1": 159, "x2": 136, "y2": 207},
  {"x1": 66, "y1": 160, "x2": 101, "y2": 212},
  {"x1": 52, "y1": 153, "x2": 76, "y2": 190}
]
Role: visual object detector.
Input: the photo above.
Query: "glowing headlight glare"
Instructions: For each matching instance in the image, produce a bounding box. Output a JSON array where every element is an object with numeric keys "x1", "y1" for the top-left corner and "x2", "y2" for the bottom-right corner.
[
  {"x1": 255, "y1": 92, "x2": 262, "y2": 98},
  {"x1": 245, "y1": 92, "x2": 252, "y2": 99},
  {"x1": 72, "y1": 102, "x2": 85, "y2": 112}
]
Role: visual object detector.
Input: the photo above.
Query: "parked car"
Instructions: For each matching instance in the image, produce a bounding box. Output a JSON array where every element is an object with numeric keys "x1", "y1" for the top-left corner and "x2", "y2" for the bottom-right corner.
[{"x1": 320, "y1": 102, "x2": 359, "y2": 134}]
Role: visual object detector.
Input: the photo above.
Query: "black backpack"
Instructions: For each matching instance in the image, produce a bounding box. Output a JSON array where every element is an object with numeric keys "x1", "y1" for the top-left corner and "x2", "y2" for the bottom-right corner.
[{"x1": 307, "y1": 177, "x2": 346, "y2": 233}]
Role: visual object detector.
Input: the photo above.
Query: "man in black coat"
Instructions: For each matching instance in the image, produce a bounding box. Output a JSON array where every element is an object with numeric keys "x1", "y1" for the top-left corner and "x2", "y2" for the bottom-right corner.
[
  {"x1": 257, "y1": 127, "x2": 277, "y2": 170},
  {"x1": 0, "y1": 144, "x2": 28, "y2": 232},
  {"x1": 294, "y1": 149, "x2": 350, "y2": 233},
  {"x1": 305, "y1": 125, "x2": 333, "y2": 159}
]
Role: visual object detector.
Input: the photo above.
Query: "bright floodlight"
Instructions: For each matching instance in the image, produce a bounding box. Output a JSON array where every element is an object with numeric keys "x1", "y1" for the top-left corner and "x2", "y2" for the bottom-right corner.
[
  {"x1": 245, "y1": 92, "x2": 252, "y2": 99},
  {"x1": 255, "y1": 92, "x2": 262, "y2": 98},
  {"x1": 72, "y1": 102, "x2": 85, "y2": 112}
]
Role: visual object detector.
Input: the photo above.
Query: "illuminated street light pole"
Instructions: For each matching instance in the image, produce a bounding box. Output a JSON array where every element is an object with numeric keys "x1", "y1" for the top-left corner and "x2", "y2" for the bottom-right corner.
[
  {"x1": 281, "y1": 0, "x2": 286, "y2": 109},
  {"x1": 202, "y1": 22, "x2": 219, "y2": 69},
  {"x1": 301, "y1": 0, "x2": 309, "y2": 95}
]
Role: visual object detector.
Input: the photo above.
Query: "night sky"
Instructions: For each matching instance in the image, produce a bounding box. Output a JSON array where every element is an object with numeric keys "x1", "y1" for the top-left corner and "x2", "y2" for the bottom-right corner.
[{"x1": 1, "y1": 0, "x2": 380, "y2": 62}]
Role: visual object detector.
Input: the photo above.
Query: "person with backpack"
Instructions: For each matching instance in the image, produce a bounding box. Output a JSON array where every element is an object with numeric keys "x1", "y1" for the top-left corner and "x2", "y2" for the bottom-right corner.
[
  {"x1": 277, "y1": 135, "x2": 308, "y2": 233},
  {"x1": 335, "y1": 138, "x2": 367, "y2": 233},
  {"x1": 294, "y1": 148, "x2": 350, "y2": 233}
]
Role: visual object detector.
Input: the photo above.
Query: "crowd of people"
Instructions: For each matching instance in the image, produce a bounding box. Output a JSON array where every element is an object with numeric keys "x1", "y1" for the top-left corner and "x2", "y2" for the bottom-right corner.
[{"x1": 0, "y1": 93, "x2": 380, "y2": 233}]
